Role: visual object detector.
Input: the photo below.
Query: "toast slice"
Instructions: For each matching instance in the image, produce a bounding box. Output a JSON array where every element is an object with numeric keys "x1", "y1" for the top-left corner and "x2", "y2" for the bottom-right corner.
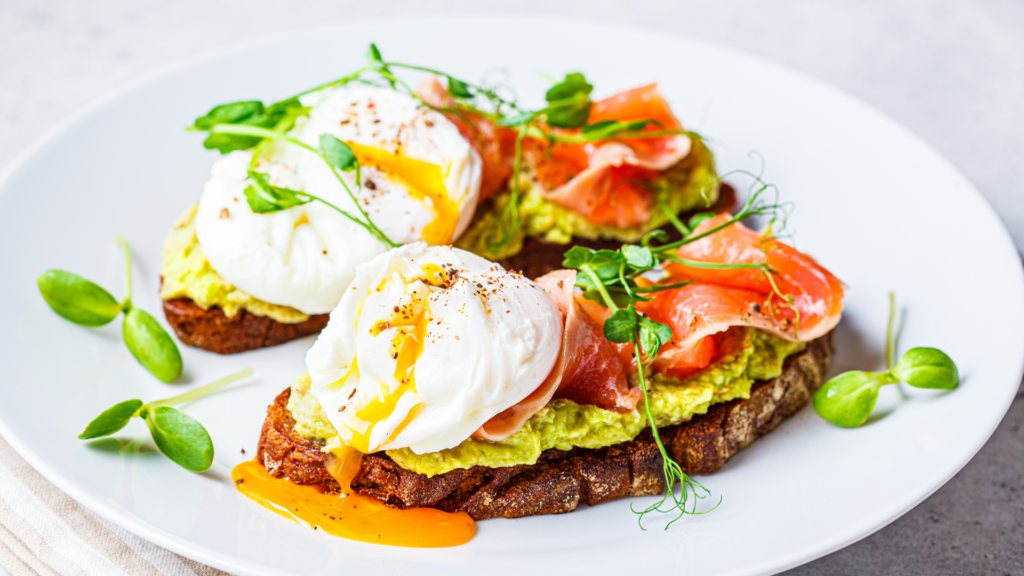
[
  {"x1": 256, "y1": 329, "x2": 835, "y2": 520},
  {"x1": 162, "y1": 298, "x2": 329, "y2": 355}
]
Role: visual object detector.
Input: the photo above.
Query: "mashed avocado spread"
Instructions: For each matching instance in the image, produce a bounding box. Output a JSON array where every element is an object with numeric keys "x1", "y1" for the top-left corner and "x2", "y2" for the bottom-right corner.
[
  {"x1": 456, "y1": 136, "x2": 719, "y2": 261},
  {"x1": 159, "y1": 205, "x2": 310, "y2": 324},
  {"x1": 287, "y1": 327, "x2": 804, "y2": 477}
]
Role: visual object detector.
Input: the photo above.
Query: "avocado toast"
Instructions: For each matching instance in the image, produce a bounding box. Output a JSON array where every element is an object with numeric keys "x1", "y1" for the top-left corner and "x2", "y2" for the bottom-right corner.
[{"x1": 258, "y1": 325, "x2": 834, "y2": 520}]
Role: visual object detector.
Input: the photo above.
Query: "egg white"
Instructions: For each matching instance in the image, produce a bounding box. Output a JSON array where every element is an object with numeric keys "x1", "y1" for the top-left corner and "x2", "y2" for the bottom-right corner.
[
  {"x1": 305, "y1": 243, "x2": 563, "y2": 454},
  {"x1": 194, "y1": 85, "x2": 482, "y2": 315}
]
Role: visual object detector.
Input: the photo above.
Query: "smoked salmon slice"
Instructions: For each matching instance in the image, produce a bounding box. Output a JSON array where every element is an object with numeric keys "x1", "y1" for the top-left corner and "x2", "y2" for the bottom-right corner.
[
  {"x1": 642, "y1": 213, "x2": 845, "y2": 376},
  {"x1": 420, "y1": 79, "x2": 690, "y2": 228},
  {"x1": 475, "y1": 214, "x2": 843, "y2": 438},
  {"x1": 529, "y1": 84, "x2": 692, "y2": 228},
  {"x1": 473, "y1": 270, "x2": 638, "y2": 441},
  {"x1": 417, "y1": 77, "x2": 518, "y2": 202}
]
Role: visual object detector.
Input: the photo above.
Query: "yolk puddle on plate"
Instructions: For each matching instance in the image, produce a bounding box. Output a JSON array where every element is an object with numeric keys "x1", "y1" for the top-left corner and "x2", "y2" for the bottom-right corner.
[
  {"x1": 232, "y1": 449, "x2": 475, "y2": 548},
  {"x1": 229, "y1": 296, "x2": 468, "y2": 547},
  {"x1": 347, "y1": 141, "x2": 458, "y2": 245}
]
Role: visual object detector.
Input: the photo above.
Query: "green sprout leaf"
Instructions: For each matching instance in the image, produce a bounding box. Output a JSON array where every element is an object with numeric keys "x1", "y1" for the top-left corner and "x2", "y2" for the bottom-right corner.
[
  {"x1": 545, "y1": 72, "x2": 593, "y2": 103},
  {"x1": 603, "y1": 306, "x2": 638, "y2": 344},
  {"x1": 37, "y1": 270, "x2": 123, "y2": 326},
  {"x1": 243, "y1": 171, "x2": 312, "y2": 214},
  {"x1": 688, "y1": 212, "x2": 717, "y2": 231},
  {"x1": 813, "y1": 371, "x2": 893, "y2": 428},
  {"x1": 123, "y1": 308, "x2": 183, "y2": 383},
  {"x1": 367, "y1": 43, "x2": 384, "y2": 67},
  {"x1": 201, "y1": 132, "x2": 264, "y2": 154},
  {"x1": 319, "y1": 134, "x2": 358, "y2": 172},
  {"x1": 447, "y1": 77, "x2": 473, "y2": 99},
  {"x1": 78, "y1": 399, "x2": 143, "y2": 440},
  {"x1": 638, "y1": 316, "x2": 673, "y2": 358},
  {"x1": 544, "y1": 72, "x2": 593, "y2": 129},
  {"x1": 562, "y1": 247, "x2": 625, "y2": 281},
  {"x1": 78, "y1": 368, "x2": 253, "y2": 472},
  {"x1": 893, "y1": 347, "x2": 960, "y2": 390},
  {"x1": 193, "y1": 101, "x2": 264, "y2": 130},
  {"x1": 622, "y1": 245, "x2": 655, "y2": 269},
  {"x1": 546, "y1": 100, "x2": 592, "y2": 129},
  {"x1": 197, "y1": 98, "x2": 307, "y2": 153},
  {"x1": 813, "y1": 293, "x2": 960, "y2": 428},
  {"x1": 142, "y1": 406, "x2": 215, "y2": 472}
]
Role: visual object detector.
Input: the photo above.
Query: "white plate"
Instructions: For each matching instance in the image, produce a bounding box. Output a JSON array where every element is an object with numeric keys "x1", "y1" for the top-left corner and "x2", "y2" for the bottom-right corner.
[{"x1": 1, "y1": 14, "x2": 1021, "y2": 576}]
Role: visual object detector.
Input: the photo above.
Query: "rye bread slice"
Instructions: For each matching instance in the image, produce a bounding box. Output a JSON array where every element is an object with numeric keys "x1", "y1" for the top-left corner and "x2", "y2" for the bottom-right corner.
[
  {"x1": 162, "y1": 298, "x2": 329, "y2": 355},
  {"x1": 256, "y1": 329, "x2": 835, "y2": 520}
]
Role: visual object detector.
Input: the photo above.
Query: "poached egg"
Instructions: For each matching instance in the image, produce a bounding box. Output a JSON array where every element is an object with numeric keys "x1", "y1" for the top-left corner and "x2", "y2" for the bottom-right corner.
[
  {"x1": 305, "y1": 243, "x2": 562, "y2": 455},
  {"x1": 195, "y1": 84, "x2": 482, "y2": 315}
]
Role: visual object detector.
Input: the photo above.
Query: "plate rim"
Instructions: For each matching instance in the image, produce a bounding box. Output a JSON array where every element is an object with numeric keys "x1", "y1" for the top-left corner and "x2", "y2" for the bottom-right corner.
[{"x1": 1, "y1": 12, "x2": 1022, "y2": 576}]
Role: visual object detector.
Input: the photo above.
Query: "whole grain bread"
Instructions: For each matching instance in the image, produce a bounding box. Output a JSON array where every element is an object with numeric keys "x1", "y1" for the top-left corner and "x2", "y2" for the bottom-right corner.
[
  {"x1": 162, "y1": 298, "x2": 329, "y2": 355},
  {"x1": 256, "y1": 329, "x2": 835, "y2": 520}
]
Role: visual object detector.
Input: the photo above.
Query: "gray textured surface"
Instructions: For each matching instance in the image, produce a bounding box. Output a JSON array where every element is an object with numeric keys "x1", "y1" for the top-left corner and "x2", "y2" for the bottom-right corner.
[{"x1": 1, "y1": 1, "x2": 1021, "y2": 574}]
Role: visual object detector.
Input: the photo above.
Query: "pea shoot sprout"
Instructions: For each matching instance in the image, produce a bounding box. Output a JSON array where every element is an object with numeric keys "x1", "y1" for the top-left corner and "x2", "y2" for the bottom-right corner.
[
  {"x1": 186, "y1": 44, "x2": 697, "y2": 253},
  {"x1": 813, "y1": 293, "x2": 959, "y2": 428},
  {"x1": 37, "y1": 238, "x2": 183, "y2": 382}
]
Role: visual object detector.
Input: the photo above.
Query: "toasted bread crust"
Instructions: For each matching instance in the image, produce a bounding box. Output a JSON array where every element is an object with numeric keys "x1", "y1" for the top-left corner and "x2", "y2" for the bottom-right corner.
[
  {"x1": 255, "y1": 330, "x2": 835, "y2": 520},
  {"x1": 162, "y1": 298, "x2": 329, "y2": 355},
  {"x1": 256, "y1": 386, "x2": 342, "y2": 493}
]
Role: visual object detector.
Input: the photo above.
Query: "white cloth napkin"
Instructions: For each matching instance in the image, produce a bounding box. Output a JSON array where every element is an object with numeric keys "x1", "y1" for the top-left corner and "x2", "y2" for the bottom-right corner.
[{"x1": 0, "y1": 435, "x2": 226, "y2": 576}]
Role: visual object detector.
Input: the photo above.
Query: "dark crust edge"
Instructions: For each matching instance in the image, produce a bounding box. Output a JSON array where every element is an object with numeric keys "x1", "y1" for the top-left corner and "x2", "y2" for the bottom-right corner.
[
  {"x1": 162, "y1": 298, "x2": 329, "y2": 355},
  {"x1": 255, "y1": 329, "x2": 835, "y2": 520}
]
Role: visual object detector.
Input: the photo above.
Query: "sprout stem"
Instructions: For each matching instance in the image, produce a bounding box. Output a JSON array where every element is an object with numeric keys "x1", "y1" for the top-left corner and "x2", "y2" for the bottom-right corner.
[
  {"x1": 886, "y1": 292, "x2": 896, "y2": 371},
  {"x1": 206, "y1": 125, "x2": 396, "y2": 248},
  {"x1": 114, "y1": 237, "x2": 132, "y2": 308},
  {"x1": 148, "y1": 367, "x2": 255, "y2": 408}
]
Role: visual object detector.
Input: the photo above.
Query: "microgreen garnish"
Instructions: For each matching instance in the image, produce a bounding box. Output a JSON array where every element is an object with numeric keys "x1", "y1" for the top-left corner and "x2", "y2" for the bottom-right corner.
[
  {"x1": 193, "y1": 120, "x2": 396, "y2": 247},
  {"x1": 193, "y1": 98, "x2": 308, "y2": 153},
  {"x1": 813, "y1": 293, "x2": 959, "y2": 428},
  {"x1": 556, "y1": 171, "x2": 812, "y2": 527},
  {"x1": 38, "y1": 238, "x2": 183, "y2": 383},
  {"x1": 567, "y1": 256, "x2": 718, "y2": 527},
  {"x1": 79, "y1": 368, "x2": 254, "y2": 471},
  {"x1": 189, "y1": 44, "x2": 700, "y2": 253}
]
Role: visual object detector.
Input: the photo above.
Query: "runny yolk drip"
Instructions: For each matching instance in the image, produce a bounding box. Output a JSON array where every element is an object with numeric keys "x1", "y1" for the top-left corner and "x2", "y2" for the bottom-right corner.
[
  {"x1": 348, "y1": 298, "x2": 431, "y2": 453},
  {"x1": 231, "y1": 450, "x2": 475, "y2": 548},
  {"x1": 347, "y1": 141, "x2": 459, "y2": 245}
]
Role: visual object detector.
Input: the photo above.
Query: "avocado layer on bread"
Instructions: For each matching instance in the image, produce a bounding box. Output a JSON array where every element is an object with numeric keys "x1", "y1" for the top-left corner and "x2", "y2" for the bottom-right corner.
[
  {"x1": 287, "y1": 327, "x2": 804, "y2": 477},
  {"x1": 160, "y1": 204, "x2": 311, "y2": 324},
  {"x1": 258, "y1": 332, "x2": 835, "y2": 520},
  {"x1": 456, "y1": 135, "x2": 719, "y2": 261}
]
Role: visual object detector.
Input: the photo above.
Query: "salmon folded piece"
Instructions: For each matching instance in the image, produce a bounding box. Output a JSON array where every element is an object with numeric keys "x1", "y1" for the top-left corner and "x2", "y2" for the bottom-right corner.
[
  {"x1": 529, "y1": 84, "x2": 692, "y2": 228},
  {"x1": 417, "y1": 77, "x2": 518, "y2": 202},
  {"x1": 642, "y1": 214, "x2": 845, "y2": 377},
  {"x1": 473, "y1": 270, "x2": 639, "y2": 441}
]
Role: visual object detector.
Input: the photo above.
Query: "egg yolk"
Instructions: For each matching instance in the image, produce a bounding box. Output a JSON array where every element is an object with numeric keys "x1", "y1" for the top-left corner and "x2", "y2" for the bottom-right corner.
[
  {"x1": 231, "y1": 448, "x2": 475, "y2": 547},
  {"x1": 347, "y1": 284, "x2": 432, "y2": 453},
  {"x1": 347, "y1": 142, "x2": 459, "y2": 245}
]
